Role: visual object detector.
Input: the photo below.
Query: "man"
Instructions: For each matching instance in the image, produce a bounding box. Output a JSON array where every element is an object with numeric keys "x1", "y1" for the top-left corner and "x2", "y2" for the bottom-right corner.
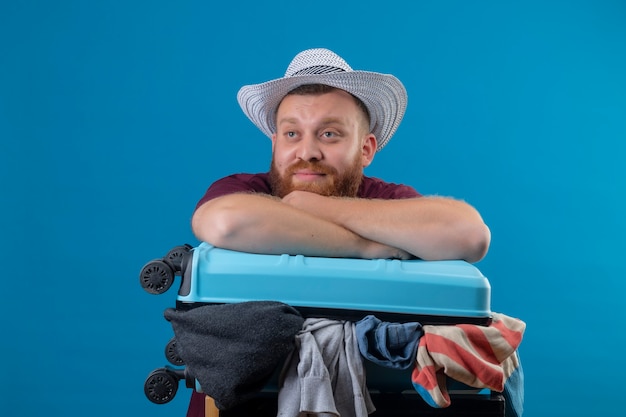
[
  {"x1": 192, "y1": 48, "x2": 490, "y2": 263},
  {"x1": 186, "y1": 48, "x2": 491, "y2": 416}
]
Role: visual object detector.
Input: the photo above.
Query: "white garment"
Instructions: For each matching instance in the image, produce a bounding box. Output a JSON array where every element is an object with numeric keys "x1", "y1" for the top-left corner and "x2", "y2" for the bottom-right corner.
[{"x1": 277, "y1": 318, "x2": 375, "y2": 417}]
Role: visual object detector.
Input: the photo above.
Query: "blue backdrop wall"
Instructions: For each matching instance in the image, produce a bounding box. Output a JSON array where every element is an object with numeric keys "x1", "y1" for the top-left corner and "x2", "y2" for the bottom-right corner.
[{"x1": 1, "y1": 1, "x2": 625, "y2": 416}]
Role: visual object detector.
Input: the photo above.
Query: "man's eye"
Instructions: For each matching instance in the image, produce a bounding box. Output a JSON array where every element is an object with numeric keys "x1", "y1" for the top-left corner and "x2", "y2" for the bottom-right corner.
[
  {"x1": 286, "y1": 131, "x2": 297, "y2": 138},
  {"x1": 323, "y1": 131, "x2": 336, "y2": 138}
]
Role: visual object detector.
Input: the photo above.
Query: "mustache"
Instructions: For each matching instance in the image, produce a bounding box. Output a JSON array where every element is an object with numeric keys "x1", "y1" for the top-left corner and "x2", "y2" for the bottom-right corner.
[{"x1": 285, "y1": 160, "x2": 337, "y2": 176}]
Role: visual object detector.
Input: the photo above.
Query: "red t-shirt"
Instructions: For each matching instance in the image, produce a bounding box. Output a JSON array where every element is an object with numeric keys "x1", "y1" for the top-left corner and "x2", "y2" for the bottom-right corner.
[
  {"x1": 186, "y1": 173, "x2": 420, "y2": 417},
  {"x1": 195, "y1": 173, "x2": 421, "y2": 211}
]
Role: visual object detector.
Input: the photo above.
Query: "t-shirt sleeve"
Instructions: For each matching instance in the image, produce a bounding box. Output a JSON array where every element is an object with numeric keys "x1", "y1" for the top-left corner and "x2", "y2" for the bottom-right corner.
[
  {"x1": 385, "y1": 183, "x2": 422, "y2": 199},
  {"x1": 194, "y1": 173, "x2": 272, "y2": 211},
  {"x1": 360, "y1": 177, "x2": 422, "y2": 199}
]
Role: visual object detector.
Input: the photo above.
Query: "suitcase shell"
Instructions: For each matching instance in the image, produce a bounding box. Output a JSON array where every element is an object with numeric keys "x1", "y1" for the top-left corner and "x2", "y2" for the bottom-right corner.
[
  {"x1": 176, "y1": 242, "x2": 492, "y2": 325},
  {"x1": 141, "y1": 243, "x2": 504, "y2": 415}
]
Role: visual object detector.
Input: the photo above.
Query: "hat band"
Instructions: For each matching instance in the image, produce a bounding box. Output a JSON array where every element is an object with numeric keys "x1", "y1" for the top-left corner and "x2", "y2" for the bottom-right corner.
[{"x1": 289, "y1": 65, "x2": 347, "y2": 77}]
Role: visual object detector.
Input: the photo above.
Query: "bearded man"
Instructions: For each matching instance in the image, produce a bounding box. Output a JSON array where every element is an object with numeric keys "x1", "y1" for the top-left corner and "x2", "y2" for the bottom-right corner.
[
  {"x1": 192, "y1": 48, "x2": 490, "y2": 263},
  {"x1": 188, "y1": 48, "x2": 492, "y2": 417}
]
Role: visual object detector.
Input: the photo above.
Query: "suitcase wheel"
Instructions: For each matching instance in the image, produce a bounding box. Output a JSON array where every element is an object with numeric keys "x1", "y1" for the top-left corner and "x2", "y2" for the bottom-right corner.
[
  {"x1": 139, "y1": 259, "x2": 175, "y2": 295},
  {"x1": 164, "y1": 244, "x2": 193, "y2": 273},
  {"x1": 144, "y1": 368, "x2": 179, "y2": 404},
  {"x1": 165, "y1": 337, "x2": 185, "y2": 366}
]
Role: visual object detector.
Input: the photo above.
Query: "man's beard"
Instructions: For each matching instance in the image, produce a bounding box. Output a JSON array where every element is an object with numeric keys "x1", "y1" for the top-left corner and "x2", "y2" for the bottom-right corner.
[{"x1": 268, "y1": 155, "x2": 363, "y2": 198}]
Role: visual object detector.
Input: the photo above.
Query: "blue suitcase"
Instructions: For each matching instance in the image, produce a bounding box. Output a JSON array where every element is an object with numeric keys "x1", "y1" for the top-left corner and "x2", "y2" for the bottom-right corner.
[{"x1": 140, "y1": 243, "x2": 505, "y2": 416}]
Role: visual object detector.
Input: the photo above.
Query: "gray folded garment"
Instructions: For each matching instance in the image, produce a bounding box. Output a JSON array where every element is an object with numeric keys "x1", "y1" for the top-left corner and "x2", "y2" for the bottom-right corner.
[{"x1": 164, "y1": 301, "x2": 304, "y2": 410}]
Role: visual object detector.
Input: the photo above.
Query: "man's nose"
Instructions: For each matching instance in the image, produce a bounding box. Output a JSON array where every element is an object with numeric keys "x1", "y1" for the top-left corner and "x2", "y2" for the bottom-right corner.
[{"x1": 296, "y1": 136, "x2": 323, "y2": 161}]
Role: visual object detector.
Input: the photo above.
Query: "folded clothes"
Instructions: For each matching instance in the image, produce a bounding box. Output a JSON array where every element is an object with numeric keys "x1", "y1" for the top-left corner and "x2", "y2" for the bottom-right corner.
[
  {"x1": 411, "y1": 312, "x2": 526, "y2": 416},
  {"x1": 355, "y1": 315, "x2": 423, "y2": 370},
  {"x1": 164, "y1": 301, "x2": 304, "y2": 410},
  {"x1": 277, "y1": 318, "x2": 375, "y2": 417}
]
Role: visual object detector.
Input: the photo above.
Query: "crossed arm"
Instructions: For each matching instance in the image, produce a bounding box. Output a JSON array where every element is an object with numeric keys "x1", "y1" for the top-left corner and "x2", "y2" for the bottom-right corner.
[{"x1": 191, "y1": 191, "x2": 490, "y2": 262}]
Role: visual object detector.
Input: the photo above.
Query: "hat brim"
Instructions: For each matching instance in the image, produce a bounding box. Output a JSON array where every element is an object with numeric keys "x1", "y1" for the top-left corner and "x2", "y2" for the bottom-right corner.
[{"x1": 237, "y1": 71, "x2": 407, "y2": 151}]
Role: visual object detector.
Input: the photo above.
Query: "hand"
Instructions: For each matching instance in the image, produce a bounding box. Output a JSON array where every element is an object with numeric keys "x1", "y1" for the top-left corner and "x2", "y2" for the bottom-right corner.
[
  {"x1": 281, "y1": 190, "x2": 333, "y2": 219},
  {"x1": 362, "y1": 240, "x2": 413, "y2": 260},
  {"x1": 282, "y1": 191, "x2": 411, "y2": 260}
]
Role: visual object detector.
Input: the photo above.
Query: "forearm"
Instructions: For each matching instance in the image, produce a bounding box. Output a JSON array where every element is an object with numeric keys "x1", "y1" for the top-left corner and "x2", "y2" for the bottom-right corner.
[
  {"x1": 285, "y1": 193, "x2": 490, "y2": 262},
  {"x1": 191, "y1": 193, "x2": 404, "y2": 258},
  {"x1": 345, "y1": 197, "x2": 490, "y2": 262}
]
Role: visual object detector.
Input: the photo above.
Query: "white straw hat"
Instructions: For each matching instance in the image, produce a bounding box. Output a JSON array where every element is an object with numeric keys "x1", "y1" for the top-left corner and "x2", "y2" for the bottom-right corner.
[{"x1": 237, "y1": 48, "x2": 407, "y2": 151}]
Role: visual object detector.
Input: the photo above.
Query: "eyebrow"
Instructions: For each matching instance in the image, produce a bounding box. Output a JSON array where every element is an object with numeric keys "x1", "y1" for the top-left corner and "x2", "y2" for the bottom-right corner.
[
  {"x1": 276, "y1": 117, "x2": 299, "y2": 126},
  {"x1": 276, "y1": 117, "x2": 347, "y2": 127}
]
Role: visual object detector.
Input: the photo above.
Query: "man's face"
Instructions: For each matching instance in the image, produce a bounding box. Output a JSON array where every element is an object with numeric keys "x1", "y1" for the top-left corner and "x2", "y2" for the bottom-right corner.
[{"x1": 269, "y1": 89, "x2": 376, "y2": 198}]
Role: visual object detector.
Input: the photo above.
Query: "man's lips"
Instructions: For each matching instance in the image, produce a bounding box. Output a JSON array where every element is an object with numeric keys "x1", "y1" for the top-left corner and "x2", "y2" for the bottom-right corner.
[{"x1": 293, "y1": 170, "x2": 326, "y2": 182}]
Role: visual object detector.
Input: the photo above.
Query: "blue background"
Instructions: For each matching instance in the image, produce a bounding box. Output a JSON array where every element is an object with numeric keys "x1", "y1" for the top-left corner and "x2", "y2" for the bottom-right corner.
[{"x1": 1, "y1": 1, "x2": 625, "y2": 416}]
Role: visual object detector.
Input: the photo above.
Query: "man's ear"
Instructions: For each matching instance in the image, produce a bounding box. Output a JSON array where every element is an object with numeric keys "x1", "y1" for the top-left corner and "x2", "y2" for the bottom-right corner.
[
  {"x1": 270, "y1": 133, "x2": 277, "y2": 151},
  {"x1": 361, "y1": 134, "x2": 377, "y2": 167}
]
